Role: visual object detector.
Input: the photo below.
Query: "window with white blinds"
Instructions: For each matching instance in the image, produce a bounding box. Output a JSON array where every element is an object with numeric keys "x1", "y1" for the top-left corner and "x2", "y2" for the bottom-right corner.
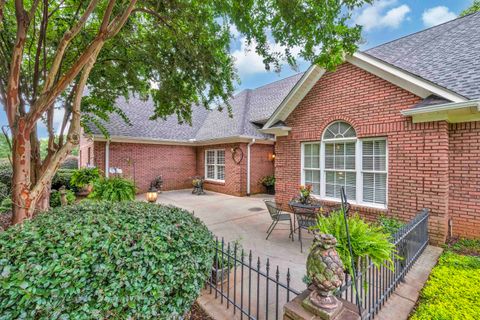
[
  {"x1": 303, "y1": 143, "x2": 321, "y2": 195},
  {"x1": 205, "y1": 149, "x2": 225, "y2": 181},
  {"x1": 362, "y1": 140, "x2": 387, "y2": 205},
  {"x1": 300, "y1": 121, "x2": 388, "y2": 208}
]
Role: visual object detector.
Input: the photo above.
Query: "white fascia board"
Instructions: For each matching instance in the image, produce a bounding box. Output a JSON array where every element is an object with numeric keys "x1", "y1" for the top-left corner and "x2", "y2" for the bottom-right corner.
[
  {"x1": 349, "y1": 53, "x2": 467, "y2": 103},
  {"x1": 263, "y1": 65, "x2": 325, "y2": 129},
  {"x1": 258, "y1": 127, "x2": 292, "y2": 137},
  {"x1": 401, "y1": 100, "x2": 480, "y2": 116},
  {"x1": 92, "y1": 134, "x2": 274, "y2": 146}
]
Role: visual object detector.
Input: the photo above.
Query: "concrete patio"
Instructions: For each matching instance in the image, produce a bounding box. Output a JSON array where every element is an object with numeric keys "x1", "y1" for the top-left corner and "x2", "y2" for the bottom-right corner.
[
  {"x1": 137, "y1": 189, "x2": 442, "y2": 320},
  {"x1": 138, "y1": 189, "x2": 311, "y2": 291}
]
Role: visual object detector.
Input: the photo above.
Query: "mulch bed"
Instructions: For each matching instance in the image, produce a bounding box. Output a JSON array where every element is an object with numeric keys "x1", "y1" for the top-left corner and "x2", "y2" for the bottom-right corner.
[
  {"x1": 445, "y1": 237, "x2": 480, "y2": 256},
  {"x1": 185, "y1": 302, "x2": 213, "y2": 320}
]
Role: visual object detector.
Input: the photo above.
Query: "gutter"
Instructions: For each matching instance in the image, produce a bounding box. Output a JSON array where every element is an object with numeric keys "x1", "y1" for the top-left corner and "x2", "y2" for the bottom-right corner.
[
  {"x1": 246, "y1": 138, "x2": 256, "y2": 196},
  {"x1": 401, "y1": 99, "x2": 480, "y2": 116}
]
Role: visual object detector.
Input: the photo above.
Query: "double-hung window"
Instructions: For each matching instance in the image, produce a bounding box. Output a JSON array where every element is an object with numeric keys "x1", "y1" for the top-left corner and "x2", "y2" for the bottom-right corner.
[
  {"x1": 205, "y1": 149, "x2": 225, "y2": 181},
  {"x1": 300, "y1": 121, "x2": 388, "y2": 208}
]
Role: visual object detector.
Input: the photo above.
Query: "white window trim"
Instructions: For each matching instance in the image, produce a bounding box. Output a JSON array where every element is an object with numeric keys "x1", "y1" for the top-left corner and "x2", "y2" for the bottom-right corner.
[
  {"x1": 300, "y1": 137, "x2": 388, "y2": 210},
  {"x1": 205, "y1": 149, "x2": 225, "y2": 182}
]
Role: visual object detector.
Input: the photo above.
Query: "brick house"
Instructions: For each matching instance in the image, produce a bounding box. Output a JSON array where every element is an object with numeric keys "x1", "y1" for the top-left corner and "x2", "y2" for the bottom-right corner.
[{"x1": 82, "y1": 13, "x2": 480, "y2": 242}]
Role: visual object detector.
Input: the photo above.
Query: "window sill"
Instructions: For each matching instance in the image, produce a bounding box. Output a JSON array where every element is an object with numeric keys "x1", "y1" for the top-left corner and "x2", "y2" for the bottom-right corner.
[
  {"x1": 205, "y1": 179, "x2": 225, "y2": 185},
  {"x1": 311, "y1": 195, "x2": 388, "y2": 212}
]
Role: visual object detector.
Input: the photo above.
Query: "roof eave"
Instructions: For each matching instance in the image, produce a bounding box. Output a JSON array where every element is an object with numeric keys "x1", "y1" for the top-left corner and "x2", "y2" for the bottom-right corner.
[
  {"x1": 258, "y1": 127, "x2": 292, "y2": 137},
  {"x1": 401, "y1": 99, "x2": 480, "y2": 123},
  {"x1": 92, "y1": 134, "x2": 275, "y2": 145}
]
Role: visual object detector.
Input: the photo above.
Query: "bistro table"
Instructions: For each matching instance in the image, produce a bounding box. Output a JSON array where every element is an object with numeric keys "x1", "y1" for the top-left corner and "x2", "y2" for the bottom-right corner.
[{"x1": 288, "y1": 200, "x2": 323, "y2": 252}]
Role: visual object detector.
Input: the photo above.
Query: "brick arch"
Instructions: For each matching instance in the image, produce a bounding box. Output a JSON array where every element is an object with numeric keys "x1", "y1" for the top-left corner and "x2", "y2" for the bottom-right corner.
[{"x1": 317, "y1": 115, "x2": 362, "y2": 139}]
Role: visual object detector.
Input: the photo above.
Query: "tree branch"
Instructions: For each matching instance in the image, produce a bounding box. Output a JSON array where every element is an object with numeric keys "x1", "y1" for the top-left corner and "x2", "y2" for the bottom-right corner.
[
  {"x1": 31, "y1": 47, "x2": 100, "y2": 200},
  {"x1": 43, "y1": 0, "x2": 99, "y2": 92}
]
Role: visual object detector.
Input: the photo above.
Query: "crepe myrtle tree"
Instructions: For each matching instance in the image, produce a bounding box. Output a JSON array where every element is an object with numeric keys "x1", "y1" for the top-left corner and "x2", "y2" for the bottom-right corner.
[{"x1": 0, "y1": 0, "x2": 371, "y2": 224}]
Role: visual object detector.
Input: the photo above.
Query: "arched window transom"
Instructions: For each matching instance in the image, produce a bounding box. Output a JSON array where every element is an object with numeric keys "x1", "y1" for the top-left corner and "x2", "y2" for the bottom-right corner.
[{"x1": 323, "y1": 121, "x2": 356, "y2": 140}]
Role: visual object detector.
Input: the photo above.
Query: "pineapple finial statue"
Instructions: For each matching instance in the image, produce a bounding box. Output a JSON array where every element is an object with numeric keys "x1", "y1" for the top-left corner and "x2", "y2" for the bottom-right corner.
[{"x1": 306, "y1": 233, "x2": 345, "y2": 310}]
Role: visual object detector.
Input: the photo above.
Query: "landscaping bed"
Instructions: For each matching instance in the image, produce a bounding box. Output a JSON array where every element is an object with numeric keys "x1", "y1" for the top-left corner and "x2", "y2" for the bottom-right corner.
[{"x1": 410, "y1": 238, "x2": 480, "y2": 319}]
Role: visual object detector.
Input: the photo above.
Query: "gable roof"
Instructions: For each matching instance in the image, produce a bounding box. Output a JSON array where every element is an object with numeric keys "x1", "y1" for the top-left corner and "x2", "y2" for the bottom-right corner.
[
  {"x1": 366, "y1": 12, "x2": 480, "y2": 100},
  {"x1": 90, "y1": 72, "x2": 303, "y2": 143},
  {"x1": 263, "y1": 13, "x2": 480, "y2": 129}
]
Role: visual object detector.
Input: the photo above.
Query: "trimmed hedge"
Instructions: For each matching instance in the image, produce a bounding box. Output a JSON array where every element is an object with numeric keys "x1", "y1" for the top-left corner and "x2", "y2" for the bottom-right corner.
[{"x1": 0, "y1": 201, "x2": 215, "y2": 319}]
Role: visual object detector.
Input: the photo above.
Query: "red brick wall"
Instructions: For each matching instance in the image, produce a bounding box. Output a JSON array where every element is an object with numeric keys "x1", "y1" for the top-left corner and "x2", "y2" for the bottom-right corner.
[
  {"x1": 79, "y1": 133, "x2": 94, "y2": 167},
  {"x1": 92, "y1": 141, "x2": 274, "y2": 197},
  {"x1": 275, "y1": 62, "x2": 451, "y2": 244},
  {"x1": 94, "y1": 141, "x2": 197, "y2": 192},
  {"x1": 196, "y1": 143, "x2": 247, "y2": 196},
  {"x1": 448, "y1": 122, "x2": 480, "y2": 239},
  {"x1": 250, "y1": 144, "x2": 275, "y2": 194}
]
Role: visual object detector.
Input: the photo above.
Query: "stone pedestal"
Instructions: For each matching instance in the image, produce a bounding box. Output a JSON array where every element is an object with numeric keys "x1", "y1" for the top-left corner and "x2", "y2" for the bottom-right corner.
[{"x1": 284, "y1": 287, "x2": 361, "y2": 320}]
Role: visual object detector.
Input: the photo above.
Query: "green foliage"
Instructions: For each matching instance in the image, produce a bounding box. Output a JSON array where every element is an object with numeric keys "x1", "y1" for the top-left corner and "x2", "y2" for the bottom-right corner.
[
  {"x1": 0, "y1": 198, "x2": 12, "y2": 214},
  {"x1": 446, "y1": 238, "x2": 480, "y2": 256},
  {"x1": 52, "y1": 169, "x2": 76, "y2": 190},
  {"x1": 461, "y1": 0, "x2": 480, "y2": 16},
  {"x1": 60, "y1": 156, "x2": 79, "y2": 170},
  {"x1": 311, "y1": 210, "x2": 395, "y2": 275},
  {"x1": 49, "y1": 189, "x2": 76, "y2": 208},
  {"x1": 0, "y1": 201, "x2": 215, "y2": 319},
  {"x1": 0, "y1": 161, "x2": 12, "y2": 191},
  {"x1": 260, "y1": 175, "x2": 275, "y2": 187},
  {"x1": 0, "y1": 182, "x2": 9, "y2": 201},
  {"x1": 70, "y1": 167, "x2": 100, "y2": 189},
  {"x1": 376, "y1": 215, "x2": 405, "y2": 236},
  {"x1": 410, "y1": 251, "x2": 480, "y2": 319},
  {"x1": 89, "y1": 177, "x2": 136, "y2": 202}
]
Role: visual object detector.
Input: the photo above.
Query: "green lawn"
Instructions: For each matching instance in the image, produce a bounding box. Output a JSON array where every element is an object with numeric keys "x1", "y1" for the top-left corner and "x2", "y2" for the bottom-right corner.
[{"x1": 410, "y1": 239, "x2": 480, "y2": 320}]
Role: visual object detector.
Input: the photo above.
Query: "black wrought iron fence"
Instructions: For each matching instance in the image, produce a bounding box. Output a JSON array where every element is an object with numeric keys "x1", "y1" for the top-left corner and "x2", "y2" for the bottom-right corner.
[
  {"x1": 336, "y1": 208, "x2": 430, "y2": 319},
  {"x1": 206, "y1": 238, "x2": 300, "y2": 320}
]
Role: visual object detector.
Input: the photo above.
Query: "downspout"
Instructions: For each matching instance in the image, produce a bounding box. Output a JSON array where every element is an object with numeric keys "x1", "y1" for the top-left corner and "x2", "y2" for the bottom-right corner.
[
  {"x1": 105, "y1": 140, "x2": 110, "y2": 178},
  {"x1": 246, "y1": 139, "x2": 256, "y2": 196}
]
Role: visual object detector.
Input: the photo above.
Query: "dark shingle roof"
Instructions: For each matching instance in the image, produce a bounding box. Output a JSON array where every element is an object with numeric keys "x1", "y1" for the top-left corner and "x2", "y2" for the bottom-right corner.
[
  {"x1": 366, "y1": 12, "x2": 480, "y2": 99},
  {"x1": 90, "y1": 72, "x2": 303, "y2": 141}
]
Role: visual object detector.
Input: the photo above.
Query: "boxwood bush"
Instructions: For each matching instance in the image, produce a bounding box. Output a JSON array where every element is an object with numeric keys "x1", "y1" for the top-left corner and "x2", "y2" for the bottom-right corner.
[{"x1": 0, "y1": 201, "x2": 215, "y2": 319}]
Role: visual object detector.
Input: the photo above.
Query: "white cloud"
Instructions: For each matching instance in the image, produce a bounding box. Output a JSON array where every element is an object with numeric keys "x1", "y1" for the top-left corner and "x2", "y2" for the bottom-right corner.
[
  {"x1": 355, "y1": 0, "x2": 411, "y2": 31},
  {"x1": 231, "y1": 39, "x2": 302, "y2": 76},
  {"x1": 422, "y1": 6, "x2": 457, "y2": 27}
]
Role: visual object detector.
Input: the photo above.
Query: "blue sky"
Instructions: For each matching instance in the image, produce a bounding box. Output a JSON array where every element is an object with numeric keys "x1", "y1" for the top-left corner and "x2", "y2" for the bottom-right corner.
[{"x1": 0, "y1": 0, "x2": 475, "y2": 137}]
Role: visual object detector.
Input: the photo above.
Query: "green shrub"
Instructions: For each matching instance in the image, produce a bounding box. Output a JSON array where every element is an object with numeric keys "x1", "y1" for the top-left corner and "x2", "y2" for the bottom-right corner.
[
  {"x1": 376, "y1": 214, "x2": 405, "y2": 236},
  {"x1": 0, "y1": 201, "x2": 215, "y2": 319},
  {"x1": 70, "y1": 167, "x2": 100, "y2": 188},
  {"x1": 410, "y1": 252, "x2": 480, "y2": 319},
  {"x1": 0, "y1": 197, "x2": 12, "y2": 214},
  {"x1": 0, "y1": 182, "x2": 9, "y2": 201},
  {"x1": 311, "y1": 210, "x2": 395, "y2": 275},
  {"x1": 60, "y1": 156, "x2": 78, "y2": 170},
  {"x1": 0, "y1": 162, "x2": 12, "y2": 191},
  {"x1": 259, "y1": 175, "x2": 275, "y2": 187},
  {"x1": 89, "y1": 177, "x2": 136, "y2": 202},
  {"x1": 50, "y1": 189, "x2": 76, "y2": 207},
  {"x1": 52, "y1": 169, "x2": 76, "y2": 190}
]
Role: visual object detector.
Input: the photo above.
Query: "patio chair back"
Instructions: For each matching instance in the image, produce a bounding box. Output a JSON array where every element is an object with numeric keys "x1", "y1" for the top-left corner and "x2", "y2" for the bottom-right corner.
[{"x1": 264, "y1": 200, "x2": 281, "y2": 220}]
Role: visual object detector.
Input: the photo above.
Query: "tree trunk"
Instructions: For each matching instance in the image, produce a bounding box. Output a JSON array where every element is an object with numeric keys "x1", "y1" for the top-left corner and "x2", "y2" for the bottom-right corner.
[{"x1": 11, "y1": 119, "x2": 36, "y2": 224}]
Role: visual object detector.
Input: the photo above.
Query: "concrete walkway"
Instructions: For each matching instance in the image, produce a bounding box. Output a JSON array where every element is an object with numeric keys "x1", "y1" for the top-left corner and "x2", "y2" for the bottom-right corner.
[
  {"x1": 138, "y1": 189, "x2": 311, "y2": 291},
  {"x1": 375, "y1": 245, "x2": 443, "y2": 320}
]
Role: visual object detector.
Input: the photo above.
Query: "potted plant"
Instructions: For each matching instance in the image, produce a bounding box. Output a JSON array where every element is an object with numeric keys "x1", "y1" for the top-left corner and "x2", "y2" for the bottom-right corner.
[
  {"x1": 192, "y1": 176, "x2": 205, "y2": 195},
  {"x1": 260, "y1": 175, "x2": 275, "y2": 195},
  {"x1": 150, "y1": 176, "x2": 163, "y2": 193},
  {"x1": 211, "y1": 240, "x2": 242, "y2": 286},
  {"x1": 70, "y1": 167, "x2": 100, "y2": 196},
  {"x1": 299, "y1": 185, "x2": 312, "y2": 204}
]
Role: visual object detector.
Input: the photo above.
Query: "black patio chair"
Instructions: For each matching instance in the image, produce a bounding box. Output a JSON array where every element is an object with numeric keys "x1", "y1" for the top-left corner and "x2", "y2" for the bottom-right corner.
[
  {"x1": 264, "y1": 200, "x2": 293, "y2": 241},
  {"x1": 290, "y1": 205, "x2": 318, "y2": 253}
]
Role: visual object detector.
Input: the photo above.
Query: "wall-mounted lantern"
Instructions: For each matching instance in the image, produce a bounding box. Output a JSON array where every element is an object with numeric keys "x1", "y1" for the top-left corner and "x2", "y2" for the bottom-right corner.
[{"x1": 268, "y1": 152, "x2": 276, "y2": 162}]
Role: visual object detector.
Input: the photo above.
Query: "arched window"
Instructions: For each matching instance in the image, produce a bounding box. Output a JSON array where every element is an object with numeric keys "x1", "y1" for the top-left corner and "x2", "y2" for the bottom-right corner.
[
  {"x1": 301, "y1": 121, "x2": 388, "y2": 207},
  {"x1": 322, "y1": 122, "x2": 357, "y2": 200}
]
